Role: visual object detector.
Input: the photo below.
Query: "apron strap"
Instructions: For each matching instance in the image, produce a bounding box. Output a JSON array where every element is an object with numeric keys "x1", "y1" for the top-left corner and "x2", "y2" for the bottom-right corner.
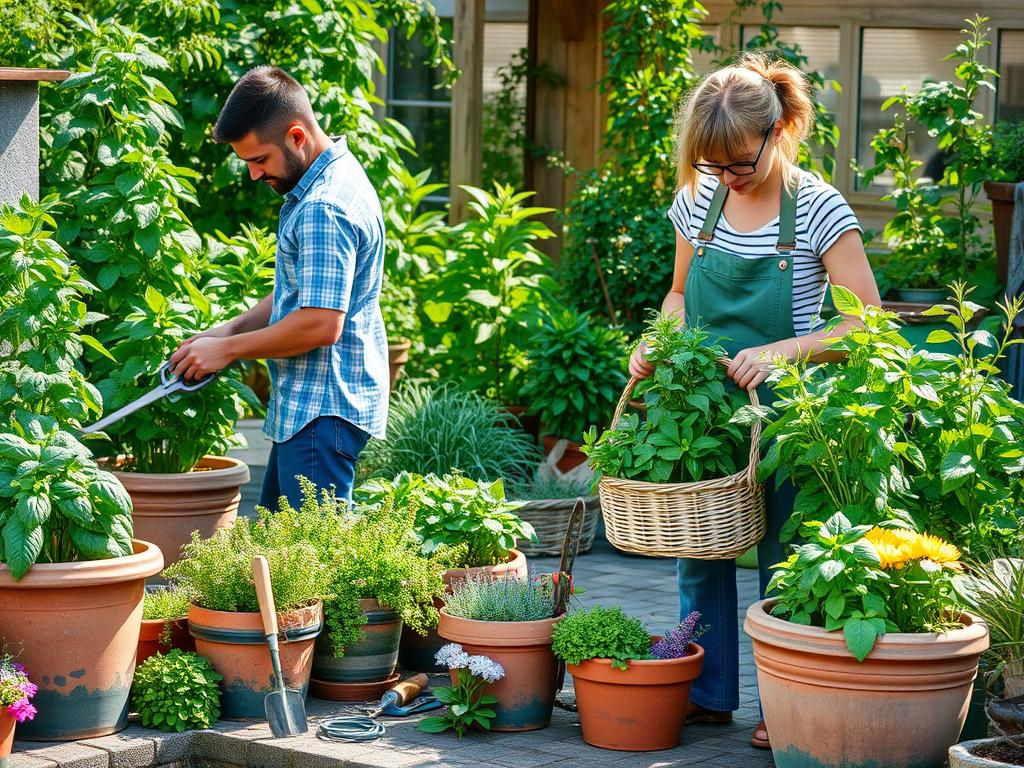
[{"x1": 695, "y1": 178, "x2": 798, "y2": 252}]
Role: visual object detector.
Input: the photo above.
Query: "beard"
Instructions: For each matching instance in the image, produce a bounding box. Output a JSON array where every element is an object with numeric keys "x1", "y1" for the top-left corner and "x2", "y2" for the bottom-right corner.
[{"x1": 264, "y1": 146, "x2": 307, "y2": 196}]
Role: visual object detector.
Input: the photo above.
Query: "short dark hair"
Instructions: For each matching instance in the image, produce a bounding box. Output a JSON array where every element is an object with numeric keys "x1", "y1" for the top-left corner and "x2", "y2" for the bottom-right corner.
[{"x1": 213, "y1": 66, "x2": 316, "y2": 144}]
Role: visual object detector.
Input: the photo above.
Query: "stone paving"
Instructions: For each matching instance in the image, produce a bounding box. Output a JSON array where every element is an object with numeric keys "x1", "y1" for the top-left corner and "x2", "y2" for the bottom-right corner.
[{"x1": 9, "y1": 421, "x2": 775, "y2": 768}]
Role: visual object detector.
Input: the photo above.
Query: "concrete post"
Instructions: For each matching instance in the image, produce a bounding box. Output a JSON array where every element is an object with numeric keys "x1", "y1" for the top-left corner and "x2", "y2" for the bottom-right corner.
[{"x1": 0, "y1": 68, "x2": 69, "y2": 205}]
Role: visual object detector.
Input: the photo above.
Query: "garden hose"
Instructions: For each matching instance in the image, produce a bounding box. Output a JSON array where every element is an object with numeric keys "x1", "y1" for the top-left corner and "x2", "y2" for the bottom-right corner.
[{"x1": 316, "y1": 715, "x2": 387, "y2": 742}]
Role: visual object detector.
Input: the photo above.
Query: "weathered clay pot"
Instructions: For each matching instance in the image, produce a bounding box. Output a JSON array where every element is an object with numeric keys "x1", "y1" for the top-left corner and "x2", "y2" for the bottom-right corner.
[
  {"x1": 745, "y1": 598, "x2": 989, "y2": 768},
  {"x1": 113, "y1": 456, "x2": 250, "y2": 569},
  {"x1": 188, "y1": 601, "x2": 322, "y2": 719},
  {"x1": 541, "y1": 435, "x2": 588, "y2": 472},
  {"x1": 398, "y1": 550, "x2": 529, "y2": 673},
  {"x1": 136, "y1": 617, "x2": 196, "y2": 666},
  {"x1": 312, "y1": 599, "x2": 403, "y2": 687},
  {"x1": 567, "y1": 639, "x2": 705, "y2": 751},
  {"x1": 438, "y1": 610, "x2": 561, "y2": 731},
  {"x1": 388, "y1": 338, "x2": 411, "y2": 392},
  {"x1": 950, "y1": 738, "x2": 1024, "y2": 767},
  {"x1": 0, "y1": 711, "x2": 15, "y2": 761},
  {"x1": 0, "y1": 540, "x2": 164, "y2": 740}
]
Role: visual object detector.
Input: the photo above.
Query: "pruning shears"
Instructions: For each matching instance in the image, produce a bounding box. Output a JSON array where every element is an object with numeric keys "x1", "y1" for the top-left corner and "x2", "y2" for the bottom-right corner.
[{"x1": 81, "y1": 362, "x2": 217, "y2": 435}]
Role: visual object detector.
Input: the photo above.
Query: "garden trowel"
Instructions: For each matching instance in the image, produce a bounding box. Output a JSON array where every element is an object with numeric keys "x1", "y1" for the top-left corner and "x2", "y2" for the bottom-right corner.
[{"x1": 252, "y1": 555, "x2": 308, "y2": 737}]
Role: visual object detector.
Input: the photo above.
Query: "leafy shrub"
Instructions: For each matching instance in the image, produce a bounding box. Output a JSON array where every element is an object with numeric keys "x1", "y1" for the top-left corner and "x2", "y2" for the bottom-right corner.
[
  {"x1": 356, "y1": 472, "x2": 536, "y2": 568},
  {"x1": 519, "y1": 307, "x2": 629, "y2": 442},
  {"x1": 357, "y1": 382, "x2": 542, "y2": 483},
  {"x1": 143, "y1": 586, "x2": 190, "y2": 621},
  {"x1": 162, "y1": 519, "x2": 329, "y2": 613},
  {"x1": 131, "y1": 650, "x2": 222, "y2": 732},
  {"x1": 443, "y1": 575, "x2": 555, "y2": 622},
  {"x1": 583, "y1": 317, "x2": 749, "y2": 483},
  {"x1": 551, "y1": 606, "x2": 652, "y2": 670},
  {"x1": 259, "y1": 478, "x2": 458, "y2": 656},
  {"x1": 992, "y1": 120, "x2": 1024, "y2": 183}
]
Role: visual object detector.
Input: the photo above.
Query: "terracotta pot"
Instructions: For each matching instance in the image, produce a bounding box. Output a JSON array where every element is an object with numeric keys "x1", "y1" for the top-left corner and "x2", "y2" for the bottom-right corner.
[
  {"x1": 897, "y1": 288, "x2": 947, "y2": 304},
  {"x1": 313, "y1": 599, "x2": 402, "y2": 686},
  {"x1": 500, "y1": 406, "x2": 541, "y2": 446},
  {"x1": 985, "y1": 180, "x2": 1016, "y2": 288},
  {"x1": 567, "y1": 639, "x2": 705, "y2": 751},
  {"x1": 398, "y1": 550, "x2": 529, "y2": 673},
  {"x1": 136, "y1": 617, "x2": 196, "y2": 666},
  {"x1": 388, "y1": 338, "x2": 411, "y2": 392},
  {"x1": 188, "y1": 601, "x2": 322, "y2": 719},
  {"x1": 541, "y1": 435, "x2": 588, "y2": 472},
  {"x1": 112, "y1": 455, "x2": 250, "y2": 569},
  {"x1": 0, "y1": 711, "x2": 14, "y2": 761},
  {"x1": 950, "y1": 738, "x2": 1024, "y2": 767},
  {"x1": 744, "y1": 598, "x2": 989, "y2": 768},
  {"x1": 437, "y1": 610, "x2": 561, "y2": 731},
  {"x1": 0, "y1": 540, "x2": 164, "y2": 740}
]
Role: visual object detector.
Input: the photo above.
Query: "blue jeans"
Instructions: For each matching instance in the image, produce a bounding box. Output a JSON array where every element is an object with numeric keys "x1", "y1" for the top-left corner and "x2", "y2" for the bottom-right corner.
[
  {"x1": 676, "y1": 477, "x2": 796, "y2": 711},
  {"x1": 259, "y1": 416, "x2": 369, "y2": 511}
]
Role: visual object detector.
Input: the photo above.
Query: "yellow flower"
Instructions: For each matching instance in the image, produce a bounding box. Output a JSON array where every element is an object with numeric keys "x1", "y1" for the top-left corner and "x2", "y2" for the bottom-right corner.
[
  {"x1": 916, "y1": 533, "x2": 962, "y2": 570},
  {"x1": 864, "y1": 527, "x2": 962, "y2": 571},
  {"x1": 865, "y1": 527, "x2": 911, "y2": 569}
]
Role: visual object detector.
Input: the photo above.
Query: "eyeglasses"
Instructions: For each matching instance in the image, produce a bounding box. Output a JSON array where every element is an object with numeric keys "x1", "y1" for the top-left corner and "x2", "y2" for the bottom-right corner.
[{"x1": 692, "y1": 128, "x2": 772, "y2": 177}]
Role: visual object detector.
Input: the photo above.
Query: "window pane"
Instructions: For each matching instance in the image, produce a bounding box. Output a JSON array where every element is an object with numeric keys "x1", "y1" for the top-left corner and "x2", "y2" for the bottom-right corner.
[
  {"x1": 857, "y1": 28, "x2": 962, "y2": 192},
  {"x1": 741, "y1": 26, "x2": 841, "y2": 113},
  {"x1": 388, "y1": 19, "x2": 453, "y2": 103},
  {"x1": 483, "y1": 22, "x2": 528, "y2": 96},
  {"x1": 998, "y1": 30, "x2": 1024, "y2": 122},
  {"x1": 389, "y1": 105, "x2": 451, "y2": 183}
]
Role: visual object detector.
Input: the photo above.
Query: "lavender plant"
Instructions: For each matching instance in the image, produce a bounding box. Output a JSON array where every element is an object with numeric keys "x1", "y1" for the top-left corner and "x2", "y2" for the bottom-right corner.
[
  {"x1": 442, "y1": 575, "x2": 556, "y2": 622},
  {"x1": 651, "y1": 611, "x2": 706, "y2": 660}
]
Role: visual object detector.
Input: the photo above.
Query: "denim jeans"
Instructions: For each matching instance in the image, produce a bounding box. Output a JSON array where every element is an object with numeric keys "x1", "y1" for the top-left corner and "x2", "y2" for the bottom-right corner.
[
  {"x1": 259, "y1": 415, "x2": 370, "y2": 510},
  {"x1": 676, "y1": 477, "x2": 797, "y2": 711}
]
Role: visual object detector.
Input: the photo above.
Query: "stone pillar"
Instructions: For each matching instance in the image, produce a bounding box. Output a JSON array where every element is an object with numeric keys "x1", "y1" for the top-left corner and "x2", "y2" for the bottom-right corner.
[{"x1": 0, "y1": 68, "x2": 69, "y2": 205}]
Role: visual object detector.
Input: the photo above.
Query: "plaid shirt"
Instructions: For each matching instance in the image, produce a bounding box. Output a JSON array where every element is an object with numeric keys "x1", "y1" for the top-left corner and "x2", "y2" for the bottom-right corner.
[{"x1": 264, "y1": 137, "x2": 388, "y2": 442}]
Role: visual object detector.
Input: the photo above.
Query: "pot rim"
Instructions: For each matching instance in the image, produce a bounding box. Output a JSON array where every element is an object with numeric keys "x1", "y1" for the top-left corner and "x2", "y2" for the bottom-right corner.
[
  {"x1": 0, "y1": 539, "x2": 163, "y2": 588},
  {"x1": 187, "y1": 599, "x2": 323, "y2": 620},
  {"x1": 437, "y1": 609, "x2": 562, "y2": 645},
  {"x1": 444, "y1": 548, "x2": 526, "y2": 577},
  {"x1": 101, "y1": 454, "x2": 250, "y2": 486},
  {"x1": 745, "y1": 598, "x2": 989, "y2": 656},
  {"x1": 567, "y1": 640, "x2": 705, "y2": 669}
]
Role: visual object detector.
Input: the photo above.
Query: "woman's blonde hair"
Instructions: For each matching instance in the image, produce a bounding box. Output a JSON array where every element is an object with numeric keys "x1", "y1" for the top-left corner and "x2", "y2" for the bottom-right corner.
[{"x1": 675, "y1": 51, "x2": 814, "y2": 192}]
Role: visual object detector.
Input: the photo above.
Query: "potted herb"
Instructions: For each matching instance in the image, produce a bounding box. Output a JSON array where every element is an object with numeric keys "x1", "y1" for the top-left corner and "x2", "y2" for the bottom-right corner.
[
  {"x1": 0, "y1": 652, "x2": 37, "y2": 758},
  {"x1": 138, "y1": 585, "x2": 195, "y2": 665},
  {"x1": 505, "y1": 474, "x2": 600, "y2": 557},
  {"x1": 551, "y1": 606, "x2": 705, "y2": 751},
  {"x1": 162, "y1": 519, "x2": 329, "y2": 718},
  {"x1": 417, "y1": 644, "x2": 504, "y2": 737},
  {"x1": 356, "y1": 382, "x2": 542, "y2": 484},
  {"x1": 984, "y1": 120, "x2": 1024, "y2": 289},
  {"x1": 437, "y1": 575, "x2": 561, "y2": 731},
  {"x1": 745, "y1": 514, "x2": 988, "y2": 768},
  {"x1": 518, "y1": 307, "x2": 629, "y2": 469},
  {"x1": 130, "y1": 650, "x2": 222, "y2": 733},
  {"x1": 355, "y1": 472, "x2": 537, "y2": 672},
  {"x1": 0, "y1": 196, "x2": 163, "y2": 741},
  {"x1": 254, "y1": 479, "x2": 456, "y2": 699}
]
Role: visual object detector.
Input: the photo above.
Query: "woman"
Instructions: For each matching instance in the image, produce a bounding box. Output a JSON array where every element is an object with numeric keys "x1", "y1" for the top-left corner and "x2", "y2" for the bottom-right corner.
[{"x1": 628, "y1": 52, "x2": 881, "y2": 749}]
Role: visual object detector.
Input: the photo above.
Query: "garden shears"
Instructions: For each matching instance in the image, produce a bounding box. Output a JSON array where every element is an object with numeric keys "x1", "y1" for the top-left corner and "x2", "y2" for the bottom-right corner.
[{"x1": 81, "y1": 362, "x2": 217, "y2": 434}]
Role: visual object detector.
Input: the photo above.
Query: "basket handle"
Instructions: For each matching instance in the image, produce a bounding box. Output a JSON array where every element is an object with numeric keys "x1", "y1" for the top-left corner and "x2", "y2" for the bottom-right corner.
[{"x1": 610, "y1": 355, "x2": 762, "y2": 487}]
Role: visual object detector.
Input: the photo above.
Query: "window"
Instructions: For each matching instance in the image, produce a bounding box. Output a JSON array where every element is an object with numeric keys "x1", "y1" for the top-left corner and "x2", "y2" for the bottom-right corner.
[
  {"x1": 856, "y1": 28, "x2": 962, "y2": 192},
  {"x1": 998, "y1": 29, "x2": 1024, "y2": 122}
]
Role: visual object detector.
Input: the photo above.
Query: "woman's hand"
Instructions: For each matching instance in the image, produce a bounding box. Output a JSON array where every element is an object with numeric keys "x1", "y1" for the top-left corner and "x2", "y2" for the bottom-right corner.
[
  {"x1": 727, "y1": 340, "x2": 794, "y2": 390},
  {"x1": 628, "y1": 343, "x2": 656, "y2": 380}
]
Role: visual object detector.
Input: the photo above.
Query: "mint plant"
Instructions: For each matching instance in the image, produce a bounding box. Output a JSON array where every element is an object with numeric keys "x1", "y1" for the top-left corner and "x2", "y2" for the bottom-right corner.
[{"x1": 131, "y1": 650, "x2": 222, "y2": 732}]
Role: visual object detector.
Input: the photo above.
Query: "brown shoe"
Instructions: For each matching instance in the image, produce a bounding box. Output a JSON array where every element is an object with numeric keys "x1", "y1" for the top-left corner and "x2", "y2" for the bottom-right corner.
[
  {"x1": 751, "y1": 719, "x2": 770, "y2": 749},
  {"x1": 684, "y1": 702, "x2": 733, "y2": 724}
]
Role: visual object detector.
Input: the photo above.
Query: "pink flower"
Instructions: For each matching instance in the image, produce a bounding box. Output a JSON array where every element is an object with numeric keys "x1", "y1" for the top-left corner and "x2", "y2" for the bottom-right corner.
[
  {"x1": 8, "y1": 698, "x2": 36, "y2": 722},
  {"x1": 19, "y1": 682, "x2": 37, "y2": 698}
]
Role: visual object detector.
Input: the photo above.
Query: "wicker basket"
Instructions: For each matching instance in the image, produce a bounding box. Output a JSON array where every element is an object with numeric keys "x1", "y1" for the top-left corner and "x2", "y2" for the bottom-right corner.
[
  {"x1": 598, "y1": 357, "x2": 765, "y2": 559},
  {"x1": 516, "y1": 495, "x2": 600, "y2": 557}
]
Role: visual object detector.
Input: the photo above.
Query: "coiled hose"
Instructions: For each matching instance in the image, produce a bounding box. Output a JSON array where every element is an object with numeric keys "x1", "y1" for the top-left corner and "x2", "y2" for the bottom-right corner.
[{"x1": 316, "y1": 715, "x2": 387, "y2": 742}]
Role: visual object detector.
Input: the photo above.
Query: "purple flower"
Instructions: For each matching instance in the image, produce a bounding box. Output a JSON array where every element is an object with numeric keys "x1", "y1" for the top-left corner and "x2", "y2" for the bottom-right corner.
[
  {"x1": 11, "y1": 663, "x2": 25, "y2": 675},
  {"x1": 652, "y1": 611, "x2": 706, "y2": 660},
  {"x1": 8, "y1": 698, "x2": 36, "y2": 722},
  {"x1": 19, "y1": 682, "x2": 37, "y2": 698}
]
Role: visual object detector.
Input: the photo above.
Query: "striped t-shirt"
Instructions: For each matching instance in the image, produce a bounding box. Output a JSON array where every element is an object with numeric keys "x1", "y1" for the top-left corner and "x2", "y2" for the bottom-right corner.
[{"x1": 667, "y1": 169, "x2": 861, "y2": 336}]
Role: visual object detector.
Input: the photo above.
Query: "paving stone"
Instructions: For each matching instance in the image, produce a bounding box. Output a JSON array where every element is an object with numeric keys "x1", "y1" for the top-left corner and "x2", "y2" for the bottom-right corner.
[
  {"x1": 149, "y1": 732, "x2": 195, "y2": 765},
  {"x1": 7, "y1": 751, "x2": 59, "y2": 768},
  {"x1": 192, "y1": 730, "x2": 251, "y2": 766},
  {"x1": 79, "y1": 734, "x2": 155, "y2": 768},
  {"x1": 9, "y1": 743, "x2": 108, "y2": 768}
]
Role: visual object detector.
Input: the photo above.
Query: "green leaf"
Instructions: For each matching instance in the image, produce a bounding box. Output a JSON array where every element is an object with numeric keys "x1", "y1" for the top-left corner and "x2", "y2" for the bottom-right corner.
[
  {"x1": 925, "y1": 329, "x2": 954, "y2": 345},
  {"x1": 843, "y1": 617, "x2": 880, "y2": 662},
  {"x1": 0, "y1": 434, "x2": 39, "y2": 463},
  {"x1": 820, "y1": 559, "x2": 844, "y2": 582},
  {"x1": 831, "y1": 285, "x2": 863, "y2": 315},
  {"x1": 940, "y1": 452, "x2": 975, "y2": 481},
  {"x1": 16, "y1": 494, "x2": 51, "y2": 527},
  {"x1": 825, "y1": 592, "x2": 846, "y2": 619},
  {"x1": 3, "y1": 516, "x2": 44, "y2": 580},
  {"x1": 416, "y1": 717, "x2": 450, "y2": 733}
]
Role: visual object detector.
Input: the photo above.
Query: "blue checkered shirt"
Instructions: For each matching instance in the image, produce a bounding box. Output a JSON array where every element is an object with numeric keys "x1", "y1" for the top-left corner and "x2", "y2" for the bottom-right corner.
[{"x1": 264, "y1": 137, "x2": 389, "y2": 442}]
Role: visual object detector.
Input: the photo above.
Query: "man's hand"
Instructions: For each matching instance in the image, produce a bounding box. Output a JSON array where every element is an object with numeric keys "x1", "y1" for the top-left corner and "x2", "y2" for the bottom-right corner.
[{"x1": 169, "y1": 336, "x2": 237, "y2": 381}]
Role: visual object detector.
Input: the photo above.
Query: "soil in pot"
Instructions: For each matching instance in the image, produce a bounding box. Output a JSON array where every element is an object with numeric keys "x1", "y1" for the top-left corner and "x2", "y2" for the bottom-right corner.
[
  {"x1": 568, "y1": 640, "x2": 705, "y2": 751},
  {"x1": 312, "y1": 599, "x2": 402, "y2": 692},
  {"x1": 974, "y1": 739, "x2": 1024, "y2": 765}
]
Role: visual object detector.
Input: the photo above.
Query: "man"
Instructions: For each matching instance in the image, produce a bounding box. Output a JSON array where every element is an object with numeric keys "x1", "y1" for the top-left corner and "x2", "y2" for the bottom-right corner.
[{"x1": 170, "y1": 65, "x2": 388, "y2": 507}]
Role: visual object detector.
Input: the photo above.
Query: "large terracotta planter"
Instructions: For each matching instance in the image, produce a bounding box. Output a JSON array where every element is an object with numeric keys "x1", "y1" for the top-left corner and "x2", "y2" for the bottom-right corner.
[
  {"x1": 112, "y1": 455, "x2": 250, "y2": 569},
  {"x1": 398, "y1": 550, "x2": 529, "y2": 673},
  {"x1": 0, "y1": 540, "x2": 164, "y2": 740},
  {"x1": 438, "y1": 610, "x2": 561, "y2": 731},
  {"x1": 188, "y1": 601, "x2": 322, "y2": 719},
  {"x1": 745, "y1": 598, "x2": 989, "y2": 768},
  {"x1": 388, "y1": 338, "x2": 411, "y2": 392},
  {"x1": 136, "y1": 617, "x2": 196, "y2": 666},
  {"x1": 567, "y1": 639, "x2": 705, "y2": 751},
  {"x1": 0, "y1": 711, "x2": 15, "y2": 762},
  {"x1": 312, "y1": 599, "x2": 402, "y2": 688}
]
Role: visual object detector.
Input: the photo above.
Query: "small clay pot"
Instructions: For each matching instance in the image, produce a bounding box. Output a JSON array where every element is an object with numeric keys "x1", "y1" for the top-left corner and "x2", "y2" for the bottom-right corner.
[
  {"x1": 438, "y1": 610, "x2": 562, "y2": 731},
  {"x1": 541, "y1": 435, "x2": 588, "y2": 472},
  {"x1": 189, "y1": 601, "x2": 322, "y2": 719},
  {"x1": 388, "y1": 339, "x2": 412, "y2": 392},
  {"x1": 312, "y1": 599, "x2": 402, "y2": 686},
  {"x1": 137, "y1": 617, "x2": 196, "y2": 665},
  {"x1": 568, "y1": 640, "x2": 705, "y2": 751}
]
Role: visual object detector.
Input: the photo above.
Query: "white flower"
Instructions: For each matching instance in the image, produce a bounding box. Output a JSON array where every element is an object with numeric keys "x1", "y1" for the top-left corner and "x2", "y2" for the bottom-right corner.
[
  {"x1": 435, "y1": 643, "x2": 471, "y2": 670},
  {"x1": 467, "y1": 655, "x2": 505, "y2": 683}
]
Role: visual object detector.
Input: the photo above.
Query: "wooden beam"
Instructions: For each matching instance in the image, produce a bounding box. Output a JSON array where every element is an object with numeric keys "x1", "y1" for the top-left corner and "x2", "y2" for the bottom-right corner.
[{"x1": 448, "y1": 0, "x2": 485, "y2": 225}]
